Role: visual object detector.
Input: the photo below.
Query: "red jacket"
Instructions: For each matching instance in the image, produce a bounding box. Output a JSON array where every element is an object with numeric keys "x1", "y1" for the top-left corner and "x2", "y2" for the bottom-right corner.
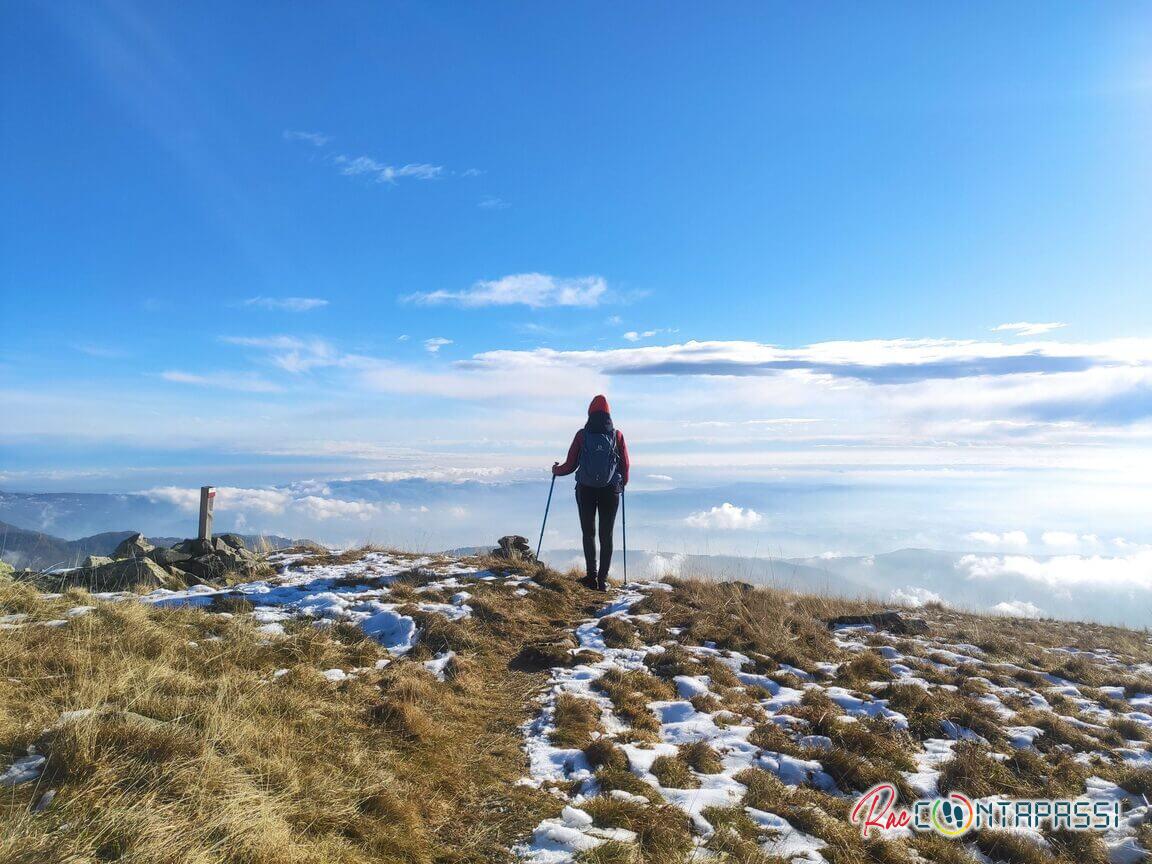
[{"x1": 553, "y1": 429, "x2": 630, "y2": 486}]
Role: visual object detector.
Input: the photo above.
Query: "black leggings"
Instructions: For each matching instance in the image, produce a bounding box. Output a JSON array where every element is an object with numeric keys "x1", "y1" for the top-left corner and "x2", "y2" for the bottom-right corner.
[{"x1": 576, "y1": 484, "x2": 620, "y2": 579}]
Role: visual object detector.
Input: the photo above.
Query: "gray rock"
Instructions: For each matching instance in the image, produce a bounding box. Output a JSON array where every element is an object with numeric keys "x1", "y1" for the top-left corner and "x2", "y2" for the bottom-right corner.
[
  {"x1": 112, "y1": 533, "x2": 154, "y2": 559},
  {"x1": 42, "y1": 557, "x2": 182, "y2": 593},
  {"x1": 173, "y1": 538, "x2": 216, "y2": 558},
  {"x1": 491, "y1": 535, "x2": 536, "y2": 562},
  {"x1": 212, "y1": 537, "x2": 253, "y2": 561},
  {"x1": 82, "y1": 555, "x2": 114, "y2": 568},
  {"x1": 216, "y1": 533, "x2": 249, "y2": 552},
  {"x1": 173, "y1": 553, "x2": 232, "y2": 582},
  {"x1": 147, "y1": 547, "x2": 192, "y2": 568},
  {"x1": 826, "y1": 610, "x2": 929, "y2": 636}
]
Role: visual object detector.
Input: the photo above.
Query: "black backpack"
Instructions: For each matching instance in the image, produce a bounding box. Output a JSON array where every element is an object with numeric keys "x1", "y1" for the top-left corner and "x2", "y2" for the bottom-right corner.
[{"x1": 575, "y1": 431, "x2": 619, "y2": 488}]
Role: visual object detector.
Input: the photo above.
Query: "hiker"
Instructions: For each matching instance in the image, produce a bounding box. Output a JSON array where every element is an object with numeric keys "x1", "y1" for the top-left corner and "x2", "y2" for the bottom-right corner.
[{"x1": 552, "y1": 395, "x2": 630, "y2": 590}]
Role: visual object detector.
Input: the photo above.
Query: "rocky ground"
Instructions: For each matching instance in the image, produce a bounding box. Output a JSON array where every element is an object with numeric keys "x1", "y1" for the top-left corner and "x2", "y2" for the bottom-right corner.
[
  {"x1": 1, "y1": 544, "x2": 1150, "y2": 863},
  {"x1": 3, "y1": 531, "x2": 274, "y2": 592}
]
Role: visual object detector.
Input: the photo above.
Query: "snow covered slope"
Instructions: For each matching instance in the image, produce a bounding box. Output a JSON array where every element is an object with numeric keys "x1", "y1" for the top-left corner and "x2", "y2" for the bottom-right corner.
[{"x1": 511, "y1": 579, "x2": 1152, "y2": 863}]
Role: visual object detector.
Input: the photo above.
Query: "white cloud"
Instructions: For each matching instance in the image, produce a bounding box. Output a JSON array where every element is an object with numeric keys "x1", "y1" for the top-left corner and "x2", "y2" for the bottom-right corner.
[
  {"x1": 158, "y1": 370, "x2": 283, "y2": 393},
  {"x1": 242, "y1": 297, "x2": 329, "y2": 312},
  {"x1": 966, "y1": 530, "x2": 1029, "y2": 547},
  {"x1": 888, "y1": 586, "x2": 943, "y2": 608},
  {"x1": 1041, "y1": 531, "x2": 1081, "y2": 548},
  {"x1": 221, "y1": 336, "x2": 339, "y2": 373},
  {"x1": 1037, "y1": 531, "x2": 1101, "y2": 549},
  {"x1": 648, "y1": 553, "x2": 685, "y2": 578},
  {"x1": 647, "y1": 474, "x2": 674, "y2": 482},
  {"x1": 478, "y1": 196, "x2": 509, "y2": 210},
  {"x1": 990, "y1": 600, "x2": 1044, "y2": 618},
  {"x1": 283, "y1": 129, "x2": 330, "y2": 146},
  {"x1": 623, "y1": 328, "x2": 676, "y2": 343},
  {"x1": 292, "y1": 496, "x2": 379, "y2": 521},
  {"x1": 143, "y1": 486, "x2": 201, "y2": 511},
  {"x1": 685, "y1": 503, "x2": 764, "y2": 530},
  {"x1": 606, "y1": 315, "x2": 623, "y2": 326},
  {"x1": 408, "y1": 273, "x2": 607, "y2": 308},
  {"x1": 334, "y1": 155, "x2": 443, "y2": 184},
  {"x1": 424, "y1": 337, "x2": 453, "y2": 354},
  {"x1": 993, "y1": 322, "x2": 1067, "y2": 336},
  {"x1": 397, "y1": 335, "x2": 410, "y2": 342}
]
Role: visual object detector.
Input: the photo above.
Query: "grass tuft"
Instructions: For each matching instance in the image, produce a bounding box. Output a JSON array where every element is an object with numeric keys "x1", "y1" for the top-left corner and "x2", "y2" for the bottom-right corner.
[
  {"x1": 551, "y1": 694, "x2": 604, "y2": 748},
  {"x1": 649, "y1": 754, "x2": 700, "y2": 789},
  {"x1": 680, "y1": 740, "x2": 725, "y2": 774}
]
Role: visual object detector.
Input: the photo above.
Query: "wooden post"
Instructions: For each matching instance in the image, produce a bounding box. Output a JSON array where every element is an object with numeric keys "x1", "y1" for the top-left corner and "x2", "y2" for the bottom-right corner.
[{"x1": 198, "y1": 486, "x2": 215, "y2": 540}]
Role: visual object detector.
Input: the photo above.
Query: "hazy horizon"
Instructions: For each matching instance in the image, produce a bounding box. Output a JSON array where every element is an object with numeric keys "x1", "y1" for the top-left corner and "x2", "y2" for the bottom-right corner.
[{"x1": 5, "y1": 474, "x2": 1152, "y2": 628}]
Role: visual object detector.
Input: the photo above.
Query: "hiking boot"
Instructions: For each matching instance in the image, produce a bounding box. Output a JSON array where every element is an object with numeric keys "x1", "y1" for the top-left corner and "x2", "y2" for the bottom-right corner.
[
  {"x1": 595, "y1": 577, "x2": 608, "y2": 591},
  {"x1": 579, "y1": 574, "x2": 598, "y2": 590}
]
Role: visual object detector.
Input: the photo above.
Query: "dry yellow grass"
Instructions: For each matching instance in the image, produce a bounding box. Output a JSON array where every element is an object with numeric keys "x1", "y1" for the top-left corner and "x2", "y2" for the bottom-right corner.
[
  {"x1": 633, "y1": 579, "x2": 852, "y2": 670},
  {"x1": 0, "y1": 556, "x2": 596, "y2": 864}
]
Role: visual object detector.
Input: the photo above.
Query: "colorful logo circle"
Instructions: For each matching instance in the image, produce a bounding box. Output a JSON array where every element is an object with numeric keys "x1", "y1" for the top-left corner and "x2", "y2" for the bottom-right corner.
[{"x1": 930, "y1": 793, "x2": 975, "y2": 837}]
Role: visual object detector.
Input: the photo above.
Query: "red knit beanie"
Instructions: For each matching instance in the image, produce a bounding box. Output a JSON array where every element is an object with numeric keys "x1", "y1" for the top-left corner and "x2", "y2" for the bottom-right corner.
[{"x1": 588, "y1": 394, "x2": 610, "y2": 415}]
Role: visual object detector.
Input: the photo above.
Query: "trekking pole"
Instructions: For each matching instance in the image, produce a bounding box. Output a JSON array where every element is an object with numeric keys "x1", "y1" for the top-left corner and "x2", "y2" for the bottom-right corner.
[
  {"x1": 621, "y1": 487, "x2": 627, "y2": 586},
  {"x1": 536, "y1": 474, "x2": 556, "y2": 561}
]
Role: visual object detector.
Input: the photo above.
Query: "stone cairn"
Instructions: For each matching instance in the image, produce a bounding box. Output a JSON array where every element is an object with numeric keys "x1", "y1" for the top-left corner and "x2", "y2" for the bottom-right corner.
[{"x1": 33, "y1": 533, "x2": 267, "y2": 592}]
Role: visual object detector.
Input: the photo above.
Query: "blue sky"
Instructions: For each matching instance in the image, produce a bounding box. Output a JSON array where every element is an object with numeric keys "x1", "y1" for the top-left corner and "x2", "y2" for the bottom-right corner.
[{"x1": 3, "y1": 2, "x2": 1152, "y2": 575}]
